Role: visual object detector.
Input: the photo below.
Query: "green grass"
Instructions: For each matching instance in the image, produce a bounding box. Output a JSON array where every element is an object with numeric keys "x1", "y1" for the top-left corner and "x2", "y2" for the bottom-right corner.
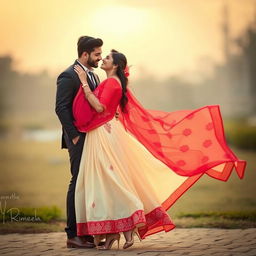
[
  {"x1": 1, "y1": 210, "x2": 255, "y2": 234},
  {"x1": 174, "y1": 217, "x2": 256, "y2": 229},
  {"x1": 0, "y1": 206, "x2": 62, "y2": 222},
  {"x1": 0, "y1": 140, "x2": 69, "y2": 214},
  {"x1": 0, "y1": 221, "x2": 65, "y2": 234},
  {"x1": 1, "y1": 209, "x2": 255, "y2": 234},
  {"x1": 224, "y1": 121, "x2": 256, "y2": 150},
  {"x1": 176, "y1": 210, "x2": 256, "y2": 221}
]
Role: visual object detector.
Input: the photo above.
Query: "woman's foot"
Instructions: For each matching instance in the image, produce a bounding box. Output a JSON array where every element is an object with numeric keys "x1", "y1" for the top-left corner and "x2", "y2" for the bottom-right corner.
[
  {"x1": 123, "y1": 228, "x2": 141, "y2": 249},
  {"x1": 93, "y1": 234, "x2": 106, "y2": 247},
  {"x1": 96, "y1": 233, "x2": 120, "y2": 250}
]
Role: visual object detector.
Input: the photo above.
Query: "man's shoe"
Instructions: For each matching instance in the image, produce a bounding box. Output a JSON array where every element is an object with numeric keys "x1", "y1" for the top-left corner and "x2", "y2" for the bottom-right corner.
[
  {"x1": 81, "y1": 235, "x2": 94, "y2": 243},
  {"x1": 67, "y1": 236, "x2": 95, "y2": 248}
]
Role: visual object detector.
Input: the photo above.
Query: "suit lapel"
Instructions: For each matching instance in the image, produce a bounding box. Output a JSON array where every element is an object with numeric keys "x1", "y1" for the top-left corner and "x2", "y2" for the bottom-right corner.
[
  {"x1": 94, "y1": 74, "x2": 100, "y2": 86},
  {"x1": 86, "y1": 77, "x2": 95, "y2": 91}
]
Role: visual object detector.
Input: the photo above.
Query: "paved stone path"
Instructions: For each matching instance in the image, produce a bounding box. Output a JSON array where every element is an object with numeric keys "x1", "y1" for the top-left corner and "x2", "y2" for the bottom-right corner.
[{"x1": 1, "y1": 229, "x2": 256, "y2": 256}]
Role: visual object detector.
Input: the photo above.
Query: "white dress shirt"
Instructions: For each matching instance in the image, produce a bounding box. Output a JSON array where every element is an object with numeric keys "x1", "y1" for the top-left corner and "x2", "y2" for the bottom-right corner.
[{"x1": 76, "y1": 60, "x2": 97, "y2": 87}]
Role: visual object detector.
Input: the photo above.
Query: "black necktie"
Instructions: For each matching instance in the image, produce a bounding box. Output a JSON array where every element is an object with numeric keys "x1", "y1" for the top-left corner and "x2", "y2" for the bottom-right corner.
[{"x1": 88, "y1": 71, "x2": 97, "y2": 88}]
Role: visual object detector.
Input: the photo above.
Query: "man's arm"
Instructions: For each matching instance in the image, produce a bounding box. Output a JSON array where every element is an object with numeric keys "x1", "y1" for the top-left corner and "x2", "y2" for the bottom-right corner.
[{"x1": 55, "y1": 72, "x2": 80, "y2": 143}]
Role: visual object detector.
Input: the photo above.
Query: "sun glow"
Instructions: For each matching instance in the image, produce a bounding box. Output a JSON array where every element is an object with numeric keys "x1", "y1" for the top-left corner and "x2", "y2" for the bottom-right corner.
[
  {"x1": 90, "y1": 6, "x2": 148, "y2": 37},
  {"x1": 0, "y1": 0, "x2": 255, "y2": 78}
]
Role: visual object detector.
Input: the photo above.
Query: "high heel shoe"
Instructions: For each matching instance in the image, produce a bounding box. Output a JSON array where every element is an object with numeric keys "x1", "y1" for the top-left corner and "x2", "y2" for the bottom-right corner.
[
  {"x1": 123, "y1": 228, "x2": 141, "y2": 249},
  {"x1": 94, "y1": 234, "x2": 105, "y2": 247},
  {"x1": 97, "y1": 233, "x2": 120, "y2": 250}
]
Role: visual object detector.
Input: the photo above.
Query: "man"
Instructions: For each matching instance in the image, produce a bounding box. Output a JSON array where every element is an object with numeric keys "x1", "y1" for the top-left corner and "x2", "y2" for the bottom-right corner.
[{"x1": 55, "y1": 36, "x2": 103, "y2": 248}]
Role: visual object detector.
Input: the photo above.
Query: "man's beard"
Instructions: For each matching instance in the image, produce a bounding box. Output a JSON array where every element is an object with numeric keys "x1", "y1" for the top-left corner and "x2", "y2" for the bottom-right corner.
[{"x1": 87, "y1": 56, "x2": 98, "y2": 68}]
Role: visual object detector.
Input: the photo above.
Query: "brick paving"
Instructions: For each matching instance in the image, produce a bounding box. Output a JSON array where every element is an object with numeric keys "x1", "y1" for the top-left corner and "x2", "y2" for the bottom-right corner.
[{"x1": 0, "y1": 228, "x2": 256, "y2": 256}]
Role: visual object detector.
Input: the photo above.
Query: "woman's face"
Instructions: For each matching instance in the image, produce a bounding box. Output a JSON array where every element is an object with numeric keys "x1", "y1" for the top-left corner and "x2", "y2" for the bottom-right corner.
[{"x1": 100, "y1": 53, "x2": 115, "y2": 71}]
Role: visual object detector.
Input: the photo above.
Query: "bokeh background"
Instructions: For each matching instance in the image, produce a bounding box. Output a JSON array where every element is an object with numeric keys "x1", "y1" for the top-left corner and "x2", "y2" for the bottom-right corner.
[{"x1": 0, "y1": 0, "x2": 255, "y2": 224}]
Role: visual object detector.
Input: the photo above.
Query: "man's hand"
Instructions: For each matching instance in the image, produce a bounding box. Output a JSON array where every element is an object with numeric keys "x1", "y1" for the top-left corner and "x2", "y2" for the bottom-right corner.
[{"x1": 72, "y1": 135, "x2": 80, "y2": 145}]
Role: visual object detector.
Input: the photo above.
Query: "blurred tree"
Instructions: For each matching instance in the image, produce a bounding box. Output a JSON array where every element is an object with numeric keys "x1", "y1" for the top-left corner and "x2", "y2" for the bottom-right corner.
[
  {"x1": 0, "y1": 56, "x2": 18, "y2": 118},
  {"x1": 0, "y1": 55, "x2": 56, "y2": 128},
  {"x1": 235, "y1": 22, "x2": 256, "y2": 114}
]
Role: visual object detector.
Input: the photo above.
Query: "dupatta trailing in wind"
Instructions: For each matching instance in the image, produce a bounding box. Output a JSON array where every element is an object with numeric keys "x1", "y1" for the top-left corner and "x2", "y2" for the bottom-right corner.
[
  {"x1": 73, "y1": 78, "x2": 246, "y2": 181},
  {"x1": 118, "y1": 89, "x2": 246, "y2": 180}
]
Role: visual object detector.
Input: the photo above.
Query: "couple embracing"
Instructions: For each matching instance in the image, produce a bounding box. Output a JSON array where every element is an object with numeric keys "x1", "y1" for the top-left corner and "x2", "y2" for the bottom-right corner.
[{"x1": 55, "y1": 36, "x2": 246, "y2": 250}]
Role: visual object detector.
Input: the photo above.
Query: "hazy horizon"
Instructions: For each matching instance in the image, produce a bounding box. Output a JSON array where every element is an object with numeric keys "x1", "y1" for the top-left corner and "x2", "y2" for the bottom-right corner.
[{"x1": 0, "y1": 0, "x2": 255, "y2": 81}]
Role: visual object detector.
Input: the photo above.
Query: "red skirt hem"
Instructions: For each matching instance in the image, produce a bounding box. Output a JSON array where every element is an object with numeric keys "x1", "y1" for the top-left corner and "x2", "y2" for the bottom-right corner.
[{"x1": 77, "y1": 206, "x2": 174, "y2": 237}]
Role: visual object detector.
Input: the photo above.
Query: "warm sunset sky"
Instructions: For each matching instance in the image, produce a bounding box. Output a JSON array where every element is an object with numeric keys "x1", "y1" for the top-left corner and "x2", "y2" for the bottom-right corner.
[{"x1": 0, "y1": 0, "x2": 255, "y2": 80}]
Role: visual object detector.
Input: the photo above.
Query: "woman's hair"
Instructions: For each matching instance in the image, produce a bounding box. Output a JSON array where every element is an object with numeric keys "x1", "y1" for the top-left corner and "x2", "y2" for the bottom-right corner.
[
  {"x1": 77, "y1": 36, "x2": 103, "y2": 57},
  {"x1": 111, "y1": 49, "x2": 128, "y2": 112}
]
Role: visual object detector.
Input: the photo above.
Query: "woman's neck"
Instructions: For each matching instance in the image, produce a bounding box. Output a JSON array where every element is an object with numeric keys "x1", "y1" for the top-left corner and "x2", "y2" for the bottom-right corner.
[{"x1": 106, "y1": 70, "x2": 117, "y2": 78}]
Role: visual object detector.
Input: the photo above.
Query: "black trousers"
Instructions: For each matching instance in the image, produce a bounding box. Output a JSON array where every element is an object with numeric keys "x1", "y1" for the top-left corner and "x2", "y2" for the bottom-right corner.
[{"x1": 63, "y1": 130, "x2": 89, "y2": 239}]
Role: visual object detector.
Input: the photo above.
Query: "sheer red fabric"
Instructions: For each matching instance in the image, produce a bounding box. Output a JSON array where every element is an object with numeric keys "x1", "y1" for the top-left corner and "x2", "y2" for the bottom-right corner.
[
  {"x1": 118, "y1": 89, "x2": 246, "y2": 178},
  {"x1": 73, "y1": 78, "x2": 122, "y2": 132},
  {"x1": 73, "y1": 79, "x2": 246, "y2": 180}
]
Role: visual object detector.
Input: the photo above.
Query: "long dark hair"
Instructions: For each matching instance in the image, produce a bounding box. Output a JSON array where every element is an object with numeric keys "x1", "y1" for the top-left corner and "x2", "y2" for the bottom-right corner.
[{"x1": 111, "y1": 49, "x2": 128, "y2": 112}]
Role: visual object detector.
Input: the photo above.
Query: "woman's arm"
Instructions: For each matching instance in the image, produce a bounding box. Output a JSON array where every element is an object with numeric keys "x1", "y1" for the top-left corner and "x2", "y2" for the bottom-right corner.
[
  {"x1": 82, "y1": 83, "x2": 104, "y2": 113},
  {"x1": 74, "y1": 65, "x2": 104, "y2": 113}
]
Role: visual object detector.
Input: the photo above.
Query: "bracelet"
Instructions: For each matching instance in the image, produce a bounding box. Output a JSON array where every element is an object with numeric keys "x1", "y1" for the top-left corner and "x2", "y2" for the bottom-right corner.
[{"x1": 82, "y1": 83, "x2": 89, "y2": 88}]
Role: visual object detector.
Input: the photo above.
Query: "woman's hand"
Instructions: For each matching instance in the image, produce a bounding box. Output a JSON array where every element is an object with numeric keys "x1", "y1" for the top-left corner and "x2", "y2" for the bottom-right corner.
[{"x1": 74, "y1": 65, "x2": 87, "y2": 84}]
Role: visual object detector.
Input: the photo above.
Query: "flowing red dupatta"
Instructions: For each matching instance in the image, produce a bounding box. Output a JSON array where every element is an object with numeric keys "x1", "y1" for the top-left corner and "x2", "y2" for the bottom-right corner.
[{"x1": 118, "y1": 89, "x2": 246, "y2": 178}]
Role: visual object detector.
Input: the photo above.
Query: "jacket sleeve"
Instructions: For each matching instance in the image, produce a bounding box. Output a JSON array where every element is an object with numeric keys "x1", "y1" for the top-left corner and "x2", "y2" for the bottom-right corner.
[{"x1": 55, "y1": 71, "x2": 80, "y2": 141}]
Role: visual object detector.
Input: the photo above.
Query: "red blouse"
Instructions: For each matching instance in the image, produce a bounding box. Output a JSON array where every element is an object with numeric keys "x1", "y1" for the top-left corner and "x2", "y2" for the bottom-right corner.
[{"x1": 72, "y1": 77, "x2": 122, "y2": 132}]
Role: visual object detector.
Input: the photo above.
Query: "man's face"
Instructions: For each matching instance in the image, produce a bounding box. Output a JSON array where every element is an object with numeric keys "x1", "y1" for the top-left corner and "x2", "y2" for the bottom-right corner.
[{"x1": 87, "y1": 47, "x2": 102, "y2": 68}]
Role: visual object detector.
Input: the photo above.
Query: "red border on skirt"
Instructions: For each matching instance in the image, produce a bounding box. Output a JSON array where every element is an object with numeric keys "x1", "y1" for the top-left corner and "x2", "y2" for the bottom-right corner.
[
  {"x1": 77, "y1": 207, "x2": 175, "y2": 238},
  {"x1": 76, "y1": 174, "x2": 205, "y2": 239}
]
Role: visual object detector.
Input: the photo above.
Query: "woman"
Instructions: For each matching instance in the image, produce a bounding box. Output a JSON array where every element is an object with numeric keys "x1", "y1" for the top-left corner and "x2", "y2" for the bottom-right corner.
[{"x1": 72, "y1": 50, "x2": 246, "y2": 250}]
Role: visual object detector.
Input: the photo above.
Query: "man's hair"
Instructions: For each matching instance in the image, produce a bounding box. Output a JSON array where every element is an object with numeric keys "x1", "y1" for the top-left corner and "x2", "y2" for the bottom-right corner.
[{"x1": 77, "y1": 36, "x2": 103, "y2": 57}]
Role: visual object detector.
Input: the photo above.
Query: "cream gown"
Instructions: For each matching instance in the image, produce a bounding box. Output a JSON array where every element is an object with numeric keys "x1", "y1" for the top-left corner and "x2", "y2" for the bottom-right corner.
[{"x1": 75, "y1": 117, "x2": 204, "y2": 239}]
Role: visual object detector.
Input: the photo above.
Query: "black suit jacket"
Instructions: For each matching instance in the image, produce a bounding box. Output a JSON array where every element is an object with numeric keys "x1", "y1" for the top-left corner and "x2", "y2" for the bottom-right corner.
[{"x1": 55, "y1": 60, "x2": 100, "y2": 149}]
